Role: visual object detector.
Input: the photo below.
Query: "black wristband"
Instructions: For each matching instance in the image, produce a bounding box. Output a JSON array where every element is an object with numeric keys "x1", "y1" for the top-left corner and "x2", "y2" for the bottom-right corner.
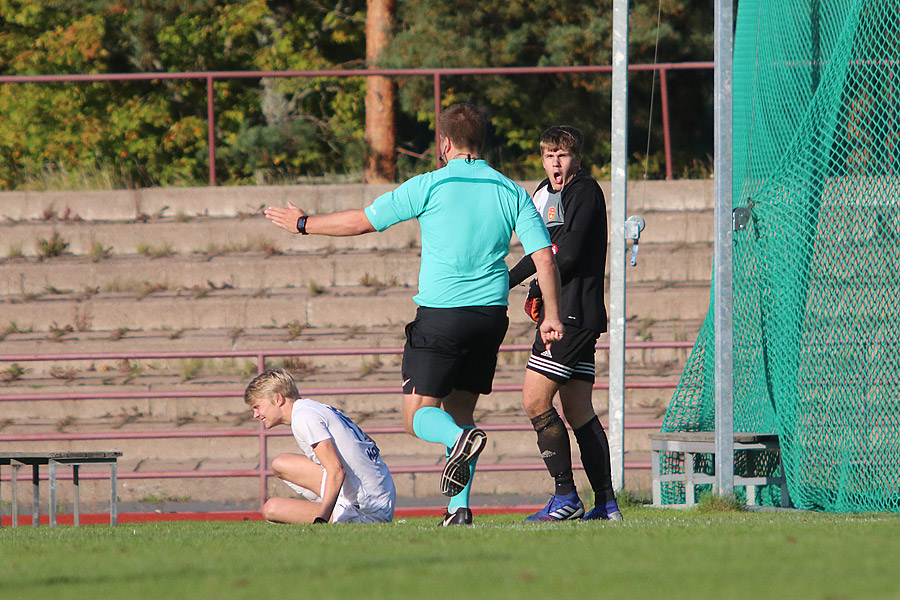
[
  {"x1": 313, "y1": 517, "x2": 327, "y2": 524},
  {"x1": 296, "y1": 215, "x2": 309, "y2": 235}
]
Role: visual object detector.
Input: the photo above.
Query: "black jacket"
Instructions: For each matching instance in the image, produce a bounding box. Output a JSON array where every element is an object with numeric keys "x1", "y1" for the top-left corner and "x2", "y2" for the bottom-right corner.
[{"x1": 508, "y1": 170, "x2": 608, "y2": 332}]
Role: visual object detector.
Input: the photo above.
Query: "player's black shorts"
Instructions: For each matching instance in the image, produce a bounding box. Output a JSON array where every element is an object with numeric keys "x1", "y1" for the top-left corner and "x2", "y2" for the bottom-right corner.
[
  {"x1": 527, "y1": 324, "x2": 602, "y2": 384},
  {"x1": 401, "y1": 306, "x2": 509, "y2": 398}
]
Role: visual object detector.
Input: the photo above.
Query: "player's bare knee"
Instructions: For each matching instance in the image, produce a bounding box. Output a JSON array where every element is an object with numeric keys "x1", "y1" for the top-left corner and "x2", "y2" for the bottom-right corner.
[
  {"x1": 271, "y1": 453, "x2": 292, "y2": 479},
  {"x1": 262, "y1": 498, "x2": 282, "y2": 522}
]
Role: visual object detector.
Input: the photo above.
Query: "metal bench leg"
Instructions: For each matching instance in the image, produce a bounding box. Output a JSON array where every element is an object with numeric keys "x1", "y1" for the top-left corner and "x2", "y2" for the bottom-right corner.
[
  {"x1": 50, "y1": 460, "x2": 58, "y2": 527},
  {"x1": 651, "y1": 448, "x2": 662, "y2": 506},
  {"x1": 74, "y1": 465, "x2": 80, "y2": 527},
  {"x1": 779, "y1": 462, "x2": 790, "y2": 508},
  {"x1": 110, "y1": 461, "x2": 118, "y2": 526},
  {"x1": 685, "y1": 452, "x2": 695, "y2": 506},
  {"x1": 31, "y1": 463, "x2": 40, "y2": 527},
  {"x1": 11, "y1": 462, "x2": 19, "y2": 528}
]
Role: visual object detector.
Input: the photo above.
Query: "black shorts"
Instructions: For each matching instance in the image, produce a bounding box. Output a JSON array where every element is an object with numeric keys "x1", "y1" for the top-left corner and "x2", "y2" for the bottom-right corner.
[
  {"x1": 402, "y1": 306, "x2": 509, "y2": 398},
  {"x1": 527, "y1": 324, "x2": 602, "y2": 384}
]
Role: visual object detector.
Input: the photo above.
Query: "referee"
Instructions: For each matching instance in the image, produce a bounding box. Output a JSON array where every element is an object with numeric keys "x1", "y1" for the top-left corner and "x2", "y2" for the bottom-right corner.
[{"x1": 265, "y1": 104, "x2": 564, "y2": 526}]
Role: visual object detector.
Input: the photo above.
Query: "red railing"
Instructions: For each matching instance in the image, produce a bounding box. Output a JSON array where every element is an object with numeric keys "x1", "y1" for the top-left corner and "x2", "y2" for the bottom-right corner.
[
  {"x1": 0, "y1": 341, "x2": 690, "y2": 508},
  {"x1": 0, "y1": 62, "x2": 714, "y2": 183}
]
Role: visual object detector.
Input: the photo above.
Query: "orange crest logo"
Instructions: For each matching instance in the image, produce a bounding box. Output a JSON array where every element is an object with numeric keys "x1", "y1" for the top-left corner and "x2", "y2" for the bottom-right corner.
[{"x1": 548, "y1": 206, "x2": 556, "y2": 221}]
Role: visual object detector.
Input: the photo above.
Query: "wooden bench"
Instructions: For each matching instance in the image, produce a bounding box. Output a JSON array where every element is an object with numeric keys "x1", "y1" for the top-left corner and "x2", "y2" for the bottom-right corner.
[
  {"x1": 0, "y1": 451, "x2": 122, "y2": 527},
  {"x1": 649, "y1": 432, "x2": 789, "y2": 508}
]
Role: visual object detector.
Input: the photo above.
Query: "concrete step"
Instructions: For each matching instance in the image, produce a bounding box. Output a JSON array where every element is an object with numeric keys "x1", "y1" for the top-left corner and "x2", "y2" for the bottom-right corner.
[
  {"x1": 0, "y1": 208, "x2": 715, "y2": 258},
  {"x1": 1, "y1": 215, "x2": 422, "y2": 257},
  {"x1": 1, "y1": 242, "x2": 712, "y2": 297},
  {"x1": 0, "y1": 179, "x2": 714, "y2": 222},
  {"x1": 0, "y1": 282, "x2": 711, "y2": 332}
]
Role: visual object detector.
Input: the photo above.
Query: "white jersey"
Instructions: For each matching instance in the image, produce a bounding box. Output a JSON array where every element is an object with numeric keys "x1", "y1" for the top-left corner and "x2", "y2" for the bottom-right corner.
[{"x1": 290, "y1": 399, "x2": 395, "y2": 511}]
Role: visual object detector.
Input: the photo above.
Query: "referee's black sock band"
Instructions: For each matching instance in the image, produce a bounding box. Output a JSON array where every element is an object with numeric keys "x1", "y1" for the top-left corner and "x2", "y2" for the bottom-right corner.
[{"x1": 531, "y1": 407, "x2": 575, "y2": 496}]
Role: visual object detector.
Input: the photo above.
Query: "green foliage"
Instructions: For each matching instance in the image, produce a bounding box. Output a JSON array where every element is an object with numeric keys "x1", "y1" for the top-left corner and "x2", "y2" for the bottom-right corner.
[
  {"x1": 383, "y1": 0, "x2": 714, "y2": 179},
  {"x1": 0, "y1": 0, "x2": 713, "y2": 188},
  {"x1": 0, "y1": 0, "x2": 367, "y2": 189}
]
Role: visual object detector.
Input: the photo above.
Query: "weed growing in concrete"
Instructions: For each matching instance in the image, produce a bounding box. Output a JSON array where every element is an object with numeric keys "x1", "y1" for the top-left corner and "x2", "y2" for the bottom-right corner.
[
  {"x1": 280, "y1": 357, "x2": 318, "y2": 380},
  {"x1": 168, "y1": 328, "x2": 185, "y2": 340},
  {"x1": 7, "y1": 244, "x2": 24, "y2": 259},
  {"x1": 284, "y1": 320, "x2": 306, "y2": 341},
  {"x1": 49, "y1": 365, "x2": 78, "y2": 382},
  {"x1": 638, "y1": 317, "x2": 656, "y2": 341},
  {"x1": 0, "y1": 322, "x2": 20, "y2": 341},
  {"x1": 117, "y1": 359, "x2": 142, "y2": 382},
  {"x1": 308, "y1": 281, "x2": 325, "y2": 296},
  {"x1": 109, "y1": 327, "x2": 129, "y2": 341},
  {"x1": 36, "y1": 231, "x2": 69, "y2": 258},
  {"x1": 55, "y1": 415, "x2": 76, "y2": 431},
  {"x1": 138, "y1": 282, "x2": 167, "y2": 300},
  {"x1": 360, "y1": 273, "x2": 384, "y2": 290},
  {"x1": 1, "y1": 363, "x2": 27, "y2": 383},
  {"x1": 358, "y1": 356, "x2": 383, "y2": 378},
  {"x1": 138, "y1": 243, "x2": 174, "y2": 258},
  {"x1": 89, "y1": 241, "x2": 114, "y2": 261},
  {"x1": 180, "y1": 358, "x2": 203, "y2": 381},
  {"x1": 49, "y1": 322, "x2": 73, "y2": 341}
]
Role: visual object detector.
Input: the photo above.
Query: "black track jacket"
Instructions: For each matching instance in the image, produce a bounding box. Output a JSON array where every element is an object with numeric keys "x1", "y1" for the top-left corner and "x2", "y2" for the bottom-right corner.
[{"x1": 508, "y1": 170, "x2": 608, "y2": 332}]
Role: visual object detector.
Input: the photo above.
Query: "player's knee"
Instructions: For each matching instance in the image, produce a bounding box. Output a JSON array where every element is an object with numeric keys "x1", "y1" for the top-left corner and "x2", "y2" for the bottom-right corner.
[
  {"x1": 271, "y1": 454, "x2": 291, "y2": 479},
  {"x1": 262, "y1": 498, "x2": 283, "y2": 522}
]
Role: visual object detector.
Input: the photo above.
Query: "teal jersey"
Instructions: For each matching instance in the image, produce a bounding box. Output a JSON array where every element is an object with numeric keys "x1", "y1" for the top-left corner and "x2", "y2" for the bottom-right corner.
[{"x1": 364, "y1": 159, "x2": 551, "y2": 308}]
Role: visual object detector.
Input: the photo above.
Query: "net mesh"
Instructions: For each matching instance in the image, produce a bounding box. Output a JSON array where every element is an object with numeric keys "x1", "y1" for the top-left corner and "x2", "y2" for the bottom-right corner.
[{"x1": 661, "y1": 0, "x2": 900, "y2": 511}]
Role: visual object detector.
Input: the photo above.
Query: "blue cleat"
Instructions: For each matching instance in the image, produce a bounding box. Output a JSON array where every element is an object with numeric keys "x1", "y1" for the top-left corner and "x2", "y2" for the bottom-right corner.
[
  {"x1": 583, "y1": 499, "x2": 624, "y2": 521},
  {"x1": 525, "y1": 491, "x2": 585, "y2": 521}
]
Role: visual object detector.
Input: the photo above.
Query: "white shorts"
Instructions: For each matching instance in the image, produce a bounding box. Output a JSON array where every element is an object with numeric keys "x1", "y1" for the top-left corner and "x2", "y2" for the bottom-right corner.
[{"x1": 282, "y1": 473, "x2": 395, "y2": 524}]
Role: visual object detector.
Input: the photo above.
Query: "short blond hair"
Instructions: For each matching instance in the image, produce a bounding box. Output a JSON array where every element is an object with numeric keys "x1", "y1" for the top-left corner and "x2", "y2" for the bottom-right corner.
[
  {"x1": 243, "y1": 368, "x2": 299, "y2": 406},
  {"x1": 539, "y1": 125, "x2": 584, "y2": 159}
]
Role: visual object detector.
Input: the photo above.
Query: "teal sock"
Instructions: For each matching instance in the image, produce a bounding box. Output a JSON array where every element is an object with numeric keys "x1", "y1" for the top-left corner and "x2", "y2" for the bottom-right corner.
[{"x1": 411, "y1": 406, "x2": 462, "y2": 448}]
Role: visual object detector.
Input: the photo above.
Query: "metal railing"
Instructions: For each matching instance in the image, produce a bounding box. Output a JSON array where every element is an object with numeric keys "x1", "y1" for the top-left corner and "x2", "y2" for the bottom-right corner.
[
  {"x1": 0, "y1": 341, "x2": 689, "y2": 508},
  {"x1": 0, "y1": 62, "x2": 714, "y2": 184}
]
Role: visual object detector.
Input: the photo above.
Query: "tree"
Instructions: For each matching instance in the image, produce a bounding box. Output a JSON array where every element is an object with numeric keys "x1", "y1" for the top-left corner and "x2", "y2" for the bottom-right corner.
[
  {"x1": 381, "y1": 0, "x2": 715, "y2": 180},
  {"x1": 365, "y1": 0, "x2": 397, "y2": 183}
]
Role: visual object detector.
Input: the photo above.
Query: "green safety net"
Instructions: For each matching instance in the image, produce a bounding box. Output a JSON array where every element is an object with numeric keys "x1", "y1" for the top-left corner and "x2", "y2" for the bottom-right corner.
[{"x1": 661, "y1": 0, "x2": 900, "y2": 511}]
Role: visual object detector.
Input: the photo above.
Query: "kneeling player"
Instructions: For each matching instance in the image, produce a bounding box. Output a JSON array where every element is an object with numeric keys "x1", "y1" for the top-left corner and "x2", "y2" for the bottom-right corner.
[{"x1": 244, "y1": 369, "x2": 396, "y2": 524}]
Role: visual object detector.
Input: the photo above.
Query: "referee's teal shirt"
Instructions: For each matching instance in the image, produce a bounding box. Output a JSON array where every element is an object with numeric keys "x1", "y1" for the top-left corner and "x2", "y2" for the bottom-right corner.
[{"x1": 364, "y1": 158, "x2": 551, "y2": 308}]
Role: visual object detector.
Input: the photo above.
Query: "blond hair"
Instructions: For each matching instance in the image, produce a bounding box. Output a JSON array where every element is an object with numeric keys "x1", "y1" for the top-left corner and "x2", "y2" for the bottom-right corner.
[{"x1": 243, "y1": 368, "x2": 299, "y2": 406}]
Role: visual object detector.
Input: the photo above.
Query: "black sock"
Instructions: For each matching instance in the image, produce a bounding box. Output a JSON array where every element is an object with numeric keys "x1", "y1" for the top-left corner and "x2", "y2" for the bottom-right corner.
[
  {"x1": 531, "y1": 407, "x2": 575, "y2": 496},
  {"x1": 574, "y1": 415, "x2": 616, "y2": 503}
]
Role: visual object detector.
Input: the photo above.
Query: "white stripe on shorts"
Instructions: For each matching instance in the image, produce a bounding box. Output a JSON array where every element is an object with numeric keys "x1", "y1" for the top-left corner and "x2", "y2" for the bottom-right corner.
[
  {"x1": 573, "y1": 361, "x2": 596, "y2": 377},
  {"x1": 527, "y1": 354, "x2": 575, "y2": 379}
]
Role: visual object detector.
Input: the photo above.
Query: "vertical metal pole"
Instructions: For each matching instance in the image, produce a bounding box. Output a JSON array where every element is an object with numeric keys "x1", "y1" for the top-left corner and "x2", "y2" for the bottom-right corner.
[
  {"x1": 714, "y1": 0, "x2": 735, "y2": 497},
  {"x1": 659, "y1": 68, "x2": 674, "y2": 180},
  {"x1": 207, "y1": 76, "x2": 216, "y2": 186},
  {"x1": 608, "y1": 0, "x2": 629, "y2": 492},
  {"x1": 433, "y1": 74, "x2": 442, "y2": 169}
]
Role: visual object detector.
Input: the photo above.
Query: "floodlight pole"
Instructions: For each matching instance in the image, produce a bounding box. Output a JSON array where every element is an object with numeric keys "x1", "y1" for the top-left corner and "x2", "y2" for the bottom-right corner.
[
  {"x1": 713, "y1": 0, "x2": 735, "y2": 496},
  {"x1": 607, "y1": 0, "x2": 629, "y2": 492}
]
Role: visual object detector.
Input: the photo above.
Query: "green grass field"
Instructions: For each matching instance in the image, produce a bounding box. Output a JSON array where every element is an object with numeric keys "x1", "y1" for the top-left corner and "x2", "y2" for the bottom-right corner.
[{"x1": 2, "y1": 506, "x2": 898, "y2": 600}]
